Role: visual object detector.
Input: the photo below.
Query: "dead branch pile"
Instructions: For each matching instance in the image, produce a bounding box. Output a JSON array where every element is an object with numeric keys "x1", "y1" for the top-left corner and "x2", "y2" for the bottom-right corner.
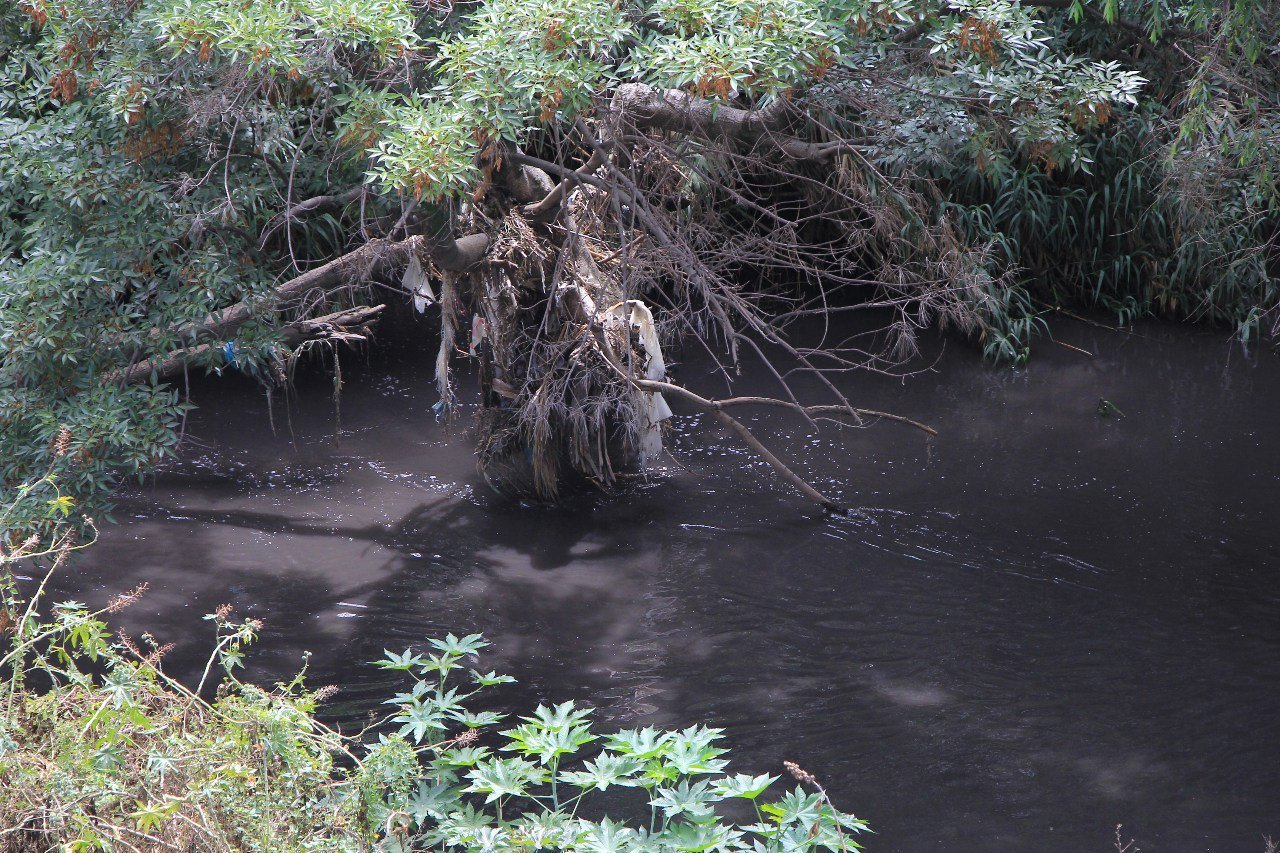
[
  {"x1": 137, "y1": 86, "x2": 977, "y2": 511},
  {"x1": 419, "y1": 89, "x2": 972, "y2": 509}
]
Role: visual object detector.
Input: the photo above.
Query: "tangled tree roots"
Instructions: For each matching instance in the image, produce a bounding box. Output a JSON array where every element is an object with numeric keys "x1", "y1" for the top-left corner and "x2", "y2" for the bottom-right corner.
[{"x1": 459, "y1": 195, "x2": 656, "y2": 501}]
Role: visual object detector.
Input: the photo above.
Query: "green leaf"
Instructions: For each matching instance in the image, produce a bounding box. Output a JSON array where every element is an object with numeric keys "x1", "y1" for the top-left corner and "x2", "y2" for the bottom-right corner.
[
  {"x1": 558, "y1": 753, "x2": 646, "y2": 790},
  {"x1": 373, "y1": 648, "x2": 428, "y2": 671},
  {"x1": 712, "y1": 772, "x2": 778, "y2": 800},
  {"x1": 465, "y1": 756, "x2": 547, "y2": 802},
  {"x1": 428, "y1": 632, "x2": 489, "y2": 657},
  {"x1": 650, "y1": 779, "x2": 720, "y2": 821}
]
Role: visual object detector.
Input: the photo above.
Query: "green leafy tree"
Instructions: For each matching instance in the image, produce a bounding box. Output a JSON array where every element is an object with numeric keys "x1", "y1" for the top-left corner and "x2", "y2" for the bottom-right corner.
[{"x1": 5, "y1": 0, "x2": 1266, "y2": 515}]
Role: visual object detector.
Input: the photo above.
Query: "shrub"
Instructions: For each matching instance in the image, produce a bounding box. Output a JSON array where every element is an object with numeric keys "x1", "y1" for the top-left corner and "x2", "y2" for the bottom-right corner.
[{"x1": 0, "y1": 498, "x2": 869, "y2": 851}]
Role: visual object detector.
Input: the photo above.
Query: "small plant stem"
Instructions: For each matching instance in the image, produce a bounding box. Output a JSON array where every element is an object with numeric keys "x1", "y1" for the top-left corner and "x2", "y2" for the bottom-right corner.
[
  {"x1": 80, "y1": 695, "x2": 114, "y2": 737},
  {"x1": 193, "y1": 633, "x2": 235, "y2": 699}
]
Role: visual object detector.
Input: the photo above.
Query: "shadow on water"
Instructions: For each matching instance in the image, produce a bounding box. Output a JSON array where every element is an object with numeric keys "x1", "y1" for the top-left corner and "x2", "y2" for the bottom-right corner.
[{"x1": 58, "y1": 312, "x2": 1280, "y2": 851}]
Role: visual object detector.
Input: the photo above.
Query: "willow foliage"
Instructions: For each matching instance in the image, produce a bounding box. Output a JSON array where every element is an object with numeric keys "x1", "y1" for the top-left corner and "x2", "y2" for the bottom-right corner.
[{"x1": 0, "y1": 0, "x2": 1274, "y2": 510}]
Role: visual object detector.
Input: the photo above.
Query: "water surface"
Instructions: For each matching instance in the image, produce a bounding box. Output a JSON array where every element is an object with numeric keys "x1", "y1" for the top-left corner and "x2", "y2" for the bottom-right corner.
[{"x1": 66, "y1": 316, "x2": 1280, "y2": 850}]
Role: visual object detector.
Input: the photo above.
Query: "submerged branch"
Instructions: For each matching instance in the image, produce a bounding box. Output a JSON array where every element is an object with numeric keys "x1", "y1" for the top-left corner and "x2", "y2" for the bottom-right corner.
[
  {"x1": 553, "y1": 274, "x2": 844, "y2": 511},
  {"x1": 633, "y1": 378, "x2": 848, "y2": 514}
]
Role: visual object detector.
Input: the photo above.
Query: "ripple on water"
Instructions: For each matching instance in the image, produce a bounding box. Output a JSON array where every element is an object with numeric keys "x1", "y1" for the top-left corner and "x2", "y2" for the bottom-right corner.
[{"x1": 67, "y1": 319, "x2": 1280, "y2": 851}]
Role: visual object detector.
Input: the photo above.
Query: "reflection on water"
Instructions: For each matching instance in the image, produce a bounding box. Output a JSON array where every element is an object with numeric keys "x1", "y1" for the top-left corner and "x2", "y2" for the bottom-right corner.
[{"x1": 64, "y1": 316, "x2": 1280, "y2": 851}]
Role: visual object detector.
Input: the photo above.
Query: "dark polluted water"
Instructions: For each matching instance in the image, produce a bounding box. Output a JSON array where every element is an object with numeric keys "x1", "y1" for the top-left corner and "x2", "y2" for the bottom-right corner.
[{"x1": 62, "y1": 315, "x2": 1280, "y2": 851}]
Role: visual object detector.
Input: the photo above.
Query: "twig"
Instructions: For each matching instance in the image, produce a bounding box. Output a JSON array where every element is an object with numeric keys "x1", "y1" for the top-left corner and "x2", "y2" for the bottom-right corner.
[
  {"x1": 632, "y1": 378, "x2": 847, "y2": 513},
  {"x1": 1052, "y1": 339, "x2": 1094, "y2": 357},
  {"x1": 710, "y1": 395, "x2": 938, "y2": 436}
]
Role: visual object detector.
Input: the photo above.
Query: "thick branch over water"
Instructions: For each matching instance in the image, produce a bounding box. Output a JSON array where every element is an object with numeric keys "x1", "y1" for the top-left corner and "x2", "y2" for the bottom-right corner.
[
  {"x1": 121, "y1": 305, "x2": 386, "y2": 384},
  {"x1": 165, "y1": 232, "x2": 489, "y2": 352},
  {"x1": 610, "y1": 84, "x2": 845, "y2": 162}
]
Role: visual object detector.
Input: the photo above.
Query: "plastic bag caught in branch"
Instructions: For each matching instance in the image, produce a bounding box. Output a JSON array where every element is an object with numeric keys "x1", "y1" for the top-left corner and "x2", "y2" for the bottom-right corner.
[
  {"x1": 402, "y1": 254, "x2": 436, "y2": 313},
  {"x1": 606, "y1": 300, "x2": 672, "y2": 463}
]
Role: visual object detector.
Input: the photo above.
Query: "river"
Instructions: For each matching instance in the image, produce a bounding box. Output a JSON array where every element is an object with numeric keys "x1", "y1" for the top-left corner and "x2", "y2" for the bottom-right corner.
[{"x1": 63, "y1": 313, "x2": 1280, "y2": 850}]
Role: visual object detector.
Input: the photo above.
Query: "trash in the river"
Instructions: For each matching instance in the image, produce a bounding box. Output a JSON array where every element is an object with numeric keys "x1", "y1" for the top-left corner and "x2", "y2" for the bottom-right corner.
[
  {"x1": 605, "y1": 299, "x2": 672, "y2": 462},
  {"x1": 470, "y1": 314, "x2": 488, "y2": 356},
  {"x1": 1097, "y1": 398, "x2": 1125, "y2": 417},
  {"x1": 402, "y1": 253, "x2": 435, "y2": 313}
]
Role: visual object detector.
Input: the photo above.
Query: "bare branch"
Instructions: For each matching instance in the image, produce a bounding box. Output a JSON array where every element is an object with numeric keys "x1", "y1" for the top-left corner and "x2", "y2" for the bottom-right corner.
[
  {"x1": 175, "y1": 232, "x2": 489, "y2": 350},
  {"x1": 709, "y1": 395, "x2": 938, "y2": 436},
  {"x1": 121, "y1": 305, "x2": 386, "y2": 385},
  {"x1": 633, "y1": 378, "x2": 847, "y2": 513},
  {"x1": 258, "y1": 186, "x2": 364, "y2": 248},
  {"x1": 519, "y1": 151, "x2": 606, "y2": 220}
]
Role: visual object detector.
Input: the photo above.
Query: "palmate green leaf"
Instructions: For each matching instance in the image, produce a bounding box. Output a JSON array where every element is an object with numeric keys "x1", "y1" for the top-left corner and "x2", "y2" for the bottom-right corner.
[
  {"x1": 393, "y1": 701, "x2": 447, "y2": 744},
  {"x1": 420, "y1": 651, "x2": 465, "y2": 677},
  {"x1": 145, "y1": 752, "x2": 180, "y2": 783},
  {"x1": 422, "y1": 803, "x2": 496, "y2": 847},
  {"x1": 449, "y1": 708, "x2": 507, "y2": 727},
  {"x1": 129, "y1": 796, "x2": 185, "y2": 834},
  {"x1": 423, "y1": 760, "x2": 463, "y2": 785},
  {"x1": 428, "y1": 632, "x2": 489, "y2": 658},
  {"x1": 772, "y1": 820, "x2": 864, "y2": 851},
  {"x1": 558, "y1": 753, "x2": 646, "y2": 791},
  {"x1": 383, "y1": 677, "x2": 430, "y2": 706},
  {"x1": 219, "y1": 647, "x2": 245, "y2": 672},
  {"x1": 430, "y1": 685, "x2": 470, "y2": 714},
  {"x1": 604, "y1": 726, "x2": 672, "y2": 759},
  {"x1": 503, "y1": 720, "x2": 597, "y2": 764},
  {"x1": 374, "y1": 648, "x2": 428, "y2": 671},
  {"x1": 662, "y1": 726, "x2": 729, "y2": 776},
  {"x1": 711, "y1": 772, "x2": 778, "y2": 800},
  {"x1": 739, "y1": 822, "x2": 779, "y2": 843},
  {"x1": 759, "y1": 787, "x2": 825, "y2": 826},
  {"x1": 98, "y1": 667, "x2": 138, "y2": 709},
  {"x1": 53, "y1": 601, "x2": 89, "y2": 620},
  {"x1": 406, "y1": 780, "x2": 464, "y2": 825},
  {"x1": 653, "y1": 818, "x2": 741, "y2": 852},
  {"x1": 471, "y1": 826, "x2": 513, "y2": 851},
  {"x1": 90, "y1": 742, "x2": 126, "y2": 772},
  {"x1": 572, "y1": 816, "x2": 639, "y2": 852},
  {"x1": 436, "y1": 745, "x2": 492, "y2": 767},
  {"x1": 45, "y1": 494, "x2": 75, "y2": 518},
  {"x1": 470, "y1": 669, "x2": 517, "y2": 686},
  {"x1": 649, "y1": 779, "x2": 720, "y2": 821},
  {"x1": 622, "y1": 827, "x2": 675, "y2": 853},
  {"x1": 514, "y1": 811, "x2": 577, "y2": 848},
  {"x1": 465, "y1": 756, "x2": 547, "y2": 802},
  {"x1": 521, "y1": 700, "x2": 594, "y2": 731},
  {"x1": 837, "y1": 810, "x2": 872, "y2": 835}
]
